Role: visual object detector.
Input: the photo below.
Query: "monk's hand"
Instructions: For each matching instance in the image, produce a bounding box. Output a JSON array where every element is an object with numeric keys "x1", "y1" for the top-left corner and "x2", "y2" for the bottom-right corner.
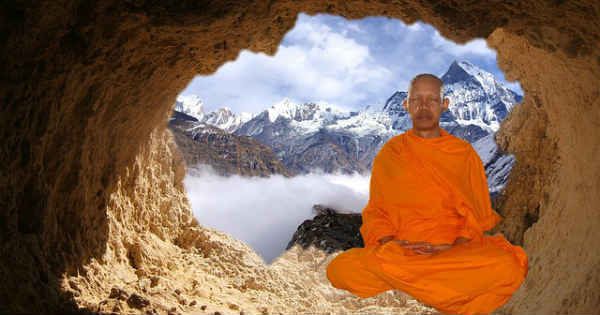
[
  {"x1": 377, "y1": 235, "x2": 395, "y2": 246},
  {"x1": 453, "y1": 237, "x2": 471, "y2": 246},
  {"x1": 393, "y1": 240, "x2": 452, "y2": 255},
  {"x1": 409, "y1": 237, "x2": 472, "y2": 255},
  {"x1": 415, "y1": 243, "x2": 453, "y2": 255}
]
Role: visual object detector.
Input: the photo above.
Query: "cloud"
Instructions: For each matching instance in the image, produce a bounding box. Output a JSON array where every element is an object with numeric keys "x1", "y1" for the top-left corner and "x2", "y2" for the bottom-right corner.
[
  {"x1": 181, "y1": 14, "x2": 391, "y2": 114},
  {"x1": 184, "y1": 165, "x2": 370, "y2": 264},
  {"x1": 180, "y1": 13, "x2": 523, "y2": 113},
  {"x1": 406, "y1": 22, "x2": 423, "y2": 32},
  {"x1": 503, "y1": 81, "x2": 523, "y2": 94},
  {"x1": 344, "y1": 23, "x2": 364, "y2": 34},
  {"x1": 431, "y1": 30, "x2": 496, "y2": 57},
  {"x1": 181, "y1": 13, "x2": 526, "y2": 114}
]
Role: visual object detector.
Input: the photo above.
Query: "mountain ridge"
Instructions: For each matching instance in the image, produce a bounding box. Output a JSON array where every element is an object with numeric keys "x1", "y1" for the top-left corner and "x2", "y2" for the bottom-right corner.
[{"x1": 175, "y1": 60, "x2": 520, "y2": 197}]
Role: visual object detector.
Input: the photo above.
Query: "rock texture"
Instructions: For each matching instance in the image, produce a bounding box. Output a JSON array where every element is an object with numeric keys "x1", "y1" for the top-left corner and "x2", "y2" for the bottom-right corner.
[
  {"x1": 487, "y1": 28, "x2": 600, "y2": 314},
  {"x1": 1, "y1": 1, "x2": 599, "y2": 314},
  {"x1": 286, "y1": 205, "x2": 364, "y2": 253},
  {"x1": 169, "y1": 111, "x2": 291, "y2": 177}
]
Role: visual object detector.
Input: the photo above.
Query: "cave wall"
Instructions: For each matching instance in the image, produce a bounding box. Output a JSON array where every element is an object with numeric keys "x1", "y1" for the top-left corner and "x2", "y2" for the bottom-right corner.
[
  {"x1": 1, "y1": 0, "x2": 598, "y2": 313},
  {"x1": 489, "y1": 28, "x2": 600, "y2": 313}
]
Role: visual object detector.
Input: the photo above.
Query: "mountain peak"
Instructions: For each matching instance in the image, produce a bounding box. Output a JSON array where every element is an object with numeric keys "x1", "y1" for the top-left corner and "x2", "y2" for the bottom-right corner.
[
  {"x1": 441, "y1": 60, "x2": 487, "y2": 85},
  {"x1": 442, "y1": 60, "x2": 499, "y2": 96},
  {"x1": 382, "y1": 91, "x2": 407, "y2": 113},
  {"x1": 172, "y1": 95, "x2": 253, "y2": 133},
  {"x1": 455, "y1": 60, "x2": 491, "y2": 78},
  {"x1": 267, "y1": 98, "x2": 301, "y2": 122},
  {"x1": 175, "y1": 94, "x2": 205, "y2": 120}
]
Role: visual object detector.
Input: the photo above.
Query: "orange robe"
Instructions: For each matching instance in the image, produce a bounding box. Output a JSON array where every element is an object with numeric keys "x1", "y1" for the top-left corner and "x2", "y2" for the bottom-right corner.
[{"x1": 326, "y1": 128, "x2": 528, "y2": 315}]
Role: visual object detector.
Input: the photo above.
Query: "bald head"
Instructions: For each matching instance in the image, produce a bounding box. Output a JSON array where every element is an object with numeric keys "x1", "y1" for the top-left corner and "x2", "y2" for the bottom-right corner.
[
  {"x1": 402, "y1": 72, "x2": 450, "y2": 132},
  {"x1": 407, "y1": 73, "x2": 444, "y2": 104}
]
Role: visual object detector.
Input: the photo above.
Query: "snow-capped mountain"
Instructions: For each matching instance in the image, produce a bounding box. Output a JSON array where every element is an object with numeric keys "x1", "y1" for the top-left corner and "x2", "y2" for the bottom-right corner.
[
  {"x1": 174, "y1": 95, "x2": 205, "y2": 119},
  {"x1": 174, "y1": 95, "x2": 255, "y2": 133},
  {"x1": 441, "y1": 60, "x2": 522, "y2": 132},
  {"x1": 168, "y1": 109, "x2": 291, "y2": 177},
  {"x1": 472, "y1": 133, "x2": 515, "y2": 200},
  {"x1": 377, "y1": 60, "x2": 522, "y2": 143},
  {"x1": 382, "y1": 91, "x2": 412, "y2": 131},
  {"x1": 177, "y1": 60, "x2": 520, "y2": 198}
]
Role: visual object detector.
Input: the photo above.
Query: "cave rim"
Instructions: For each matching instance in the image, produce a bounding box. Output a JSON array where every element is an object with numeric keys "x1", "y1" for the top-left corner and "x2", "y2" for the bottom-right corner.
[{"x1": 171, "y1": 12, "x2": 526, "y2": 266}]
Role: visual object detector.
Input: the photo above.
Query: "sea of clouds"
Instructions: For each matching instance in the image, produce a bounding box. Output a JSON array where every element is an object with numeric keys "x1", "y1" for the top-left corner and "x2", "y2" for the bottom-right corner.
[{"x1": 184, "y1": 164, "x2": 370, "y2": 264}]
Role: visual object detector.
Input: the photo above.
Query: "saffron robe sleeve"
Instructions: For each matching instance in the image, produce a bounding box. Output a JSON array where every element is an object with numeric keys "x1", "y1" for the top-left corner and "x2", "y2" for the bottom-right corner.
[
  {"x1": 359, "y1": 149, "x2": 397, "y2": 247},
  {"x1": 454, "y1": 148, "x2": 503, "y2": 241},
  {"x1": 467, "y1": 148, "x2": 502, "y2": 231}
]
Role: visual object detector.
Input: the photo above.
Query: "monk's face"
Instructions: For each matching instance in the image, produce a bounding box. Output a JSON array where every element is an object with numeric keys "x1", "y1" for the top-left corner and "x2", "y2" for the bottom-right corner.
[{"x1": 402, "y1": 78, "x2": 449, "y2": 131}]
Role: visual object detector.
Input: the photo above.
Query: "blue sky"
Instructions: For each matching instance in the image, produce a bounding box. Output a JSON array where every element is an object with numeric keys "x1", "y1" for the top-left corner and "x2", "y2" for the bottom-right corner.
[{"x1": 180, "y1": 13, "x2": 522, "y2": 114}]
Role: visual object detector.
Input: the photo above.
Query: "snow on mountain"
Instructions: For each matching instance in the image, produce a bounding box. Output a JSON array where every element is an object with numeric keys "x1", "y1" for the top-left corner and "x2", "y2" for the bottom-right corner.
[
  {"x1": 266, "y1": 98, "x2": 297, "y2": 123},
  {"x1": 182, "y1": 60, "x2": 520, "y2": 143},
  {"x1": 382, "y1": 91, "x2": 412, "y2": 131},
  {"x1": 267, "y1": 98, "x2": 352, "y2": 123},
  {"x1": 174, "y1": 95, "x2": 255, "y2": 133},
  {"x1": 472, "y1": 133, "x2": 516, "y2": 198},
  {"x1": 180, "y1": 60, "x2": 521, "y2": 196},
  {"x1": 330, "y1": 104, "x2": 394, "y2": 137},
  {"x1": 441, "y1": 60, "x2": 521, "y2": 132},
  {"x1": 262, "y1": 96, "x2": 400, "y2": 138},
  {"x1": 175, "y1": 95, "x2": 205, "y2": 120}
]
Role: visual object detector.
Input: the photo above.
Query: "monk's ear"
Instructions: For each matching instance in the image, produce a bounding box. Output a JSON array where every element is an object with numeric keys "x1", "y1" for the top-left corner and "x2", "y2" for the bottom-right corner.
[{"x1": 402, "y1": 98, "x2": 407, "y2": 111}]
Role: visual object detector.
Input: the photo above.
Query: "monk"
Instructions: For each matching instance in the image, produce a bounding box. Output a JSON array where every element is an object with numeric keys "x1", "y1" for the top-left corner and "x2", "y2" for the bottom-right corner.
[{"x1": 326, "y1": 74, "x2": 528, "y2": 315}]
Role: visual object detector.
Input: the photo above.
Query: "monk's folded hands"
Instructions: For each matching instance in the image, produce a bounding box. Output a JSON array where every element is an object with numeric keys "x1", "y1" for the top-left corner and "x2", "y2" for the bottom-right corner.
[
  {"x1": 389, "y1": 237, "x2": 471, "y2": 255},
  {"x1": 393, "y1": 240, "x2": 450, "y2": 255},
  {"x1": 377, "y1": 235, "x2": 395, "y2": 246}
]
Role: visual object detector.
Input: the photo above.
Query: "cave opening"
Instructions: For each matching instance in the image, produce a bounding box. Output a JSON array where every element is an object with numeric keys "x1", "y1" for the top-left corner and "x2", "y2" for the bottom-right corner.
[
  {"x1": 169, "y1": 13, "x2": 523, "y2": 265},
  {"x1": 1, "y1": 1, "x2": 598, "y2": 314}
]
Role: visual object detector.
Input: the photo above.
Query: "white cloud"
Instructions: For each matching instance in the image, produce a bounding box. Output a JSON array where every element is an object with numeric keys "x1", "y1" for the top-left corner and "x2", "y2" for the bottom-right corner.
[
  {"x1": 184, "y1": 165, "x2": 370, "y2": 264},
  {"x1": 432, "y1": 30, "x2": 496, "y2": 57},
  {"x1": 179, "y1": 14, "x2": 523, "y2": 114},
  {"x1": 345, "y1": 23, "x2": 364, "y2": 33},
  {"x1": 408, "y1": 23, "x2": 423, "y2": 32},
  {"x1": 181, "y1": 13, "x2": 392, "y2": 113}
]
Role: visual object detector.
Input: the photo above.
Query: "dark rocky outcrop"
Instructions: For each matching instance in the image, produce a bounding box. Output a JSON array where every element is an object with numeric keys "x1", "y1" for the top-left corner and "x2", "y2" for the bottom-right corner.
[{"x1": 286, "y1": 205, "x2": 363, "y2": 254}]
